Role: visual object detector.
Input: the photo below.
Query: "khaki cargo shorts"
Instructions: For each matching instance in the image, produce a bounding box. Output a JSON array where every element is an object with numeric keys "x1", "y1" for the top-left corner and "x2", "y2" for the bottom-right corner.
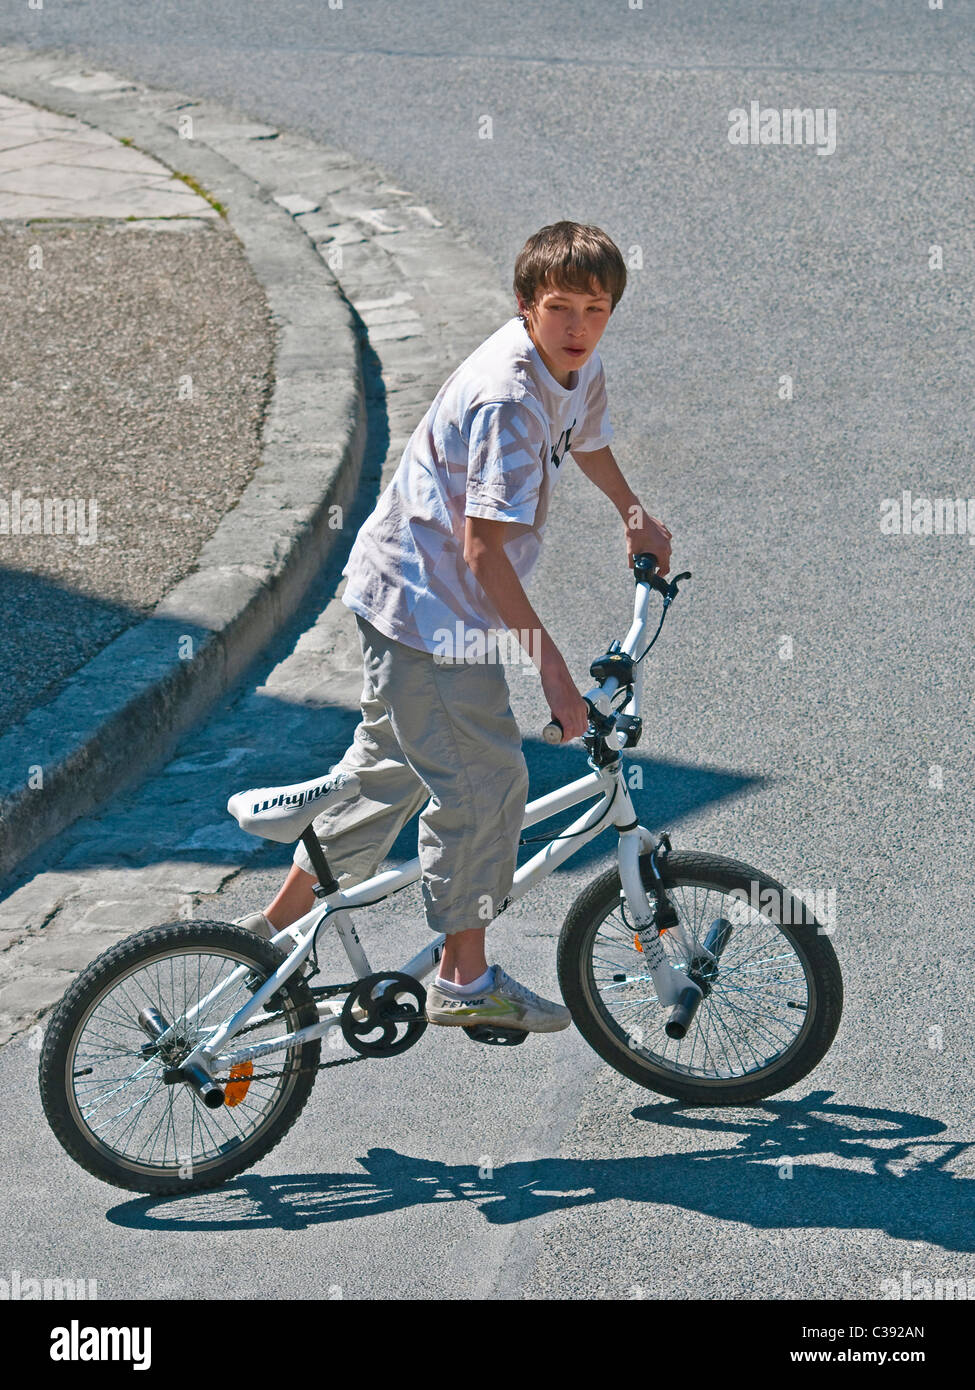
[{"x1": 293, "y1": 614, "x2": 530, "y2": 935}]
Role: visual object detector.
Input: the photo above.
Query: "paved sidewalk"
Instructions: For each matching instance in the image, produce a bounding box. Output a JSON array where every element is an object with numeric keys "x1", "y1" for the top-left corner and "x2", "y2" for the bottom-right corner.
[
  {"x1": 0, "y1": 90, "x2": 218, "y2": 217},
  {"x1": 0, "y1": 46, "x2": 513, "y2": 1044},
  {"x1": 0, "y1": 93, "x2": 275, "y2": 732}
]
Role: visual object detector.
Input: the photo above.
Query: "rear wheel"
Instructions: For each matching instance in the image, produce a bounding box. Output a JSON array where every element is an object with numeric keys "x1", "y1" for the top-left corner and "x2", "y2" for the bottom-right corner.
[
  {"x1": 39, "y1": 921, "x2": 321, "y2": 1194},
  {"x1": 557, "y1": 851, "x2": 843, "y2": 1104}
]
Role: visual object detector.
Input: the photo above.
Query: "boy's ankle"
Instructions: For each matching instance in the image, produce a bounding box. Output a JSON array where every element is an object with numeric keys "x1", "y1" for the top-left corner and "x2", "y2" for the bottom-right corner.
[
  {"x1": 438, "y1": 963, "x2": 491, "y2": 987},
  {"x1": 436, "y1": 967, "x2": 489, "y2": 989}
]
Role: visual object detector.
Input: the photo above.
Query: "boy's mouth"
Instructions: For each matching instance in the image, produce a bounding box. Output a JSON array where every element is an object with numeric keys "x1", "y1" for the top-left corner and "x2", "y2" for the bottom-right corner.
[{"x1": 564, "y1": 346, "x2": 586, "y2": 357}]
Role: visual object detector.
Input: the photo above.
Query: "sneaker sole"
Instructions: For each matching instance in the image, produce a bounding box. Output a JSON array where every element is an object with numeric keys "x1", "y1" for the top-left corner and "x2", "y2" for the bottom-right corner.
[{"x1": 425, "y1": 1011, "x2": 570, "y2": 1033}]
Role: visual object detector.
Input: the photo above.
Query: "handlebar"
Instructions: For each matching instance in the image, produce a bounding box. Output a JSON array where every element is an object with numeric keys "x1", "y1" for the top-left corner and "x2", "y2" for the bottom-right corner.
[{"x1": 541, "y1": 552, "x2": 691, "y2": 746}]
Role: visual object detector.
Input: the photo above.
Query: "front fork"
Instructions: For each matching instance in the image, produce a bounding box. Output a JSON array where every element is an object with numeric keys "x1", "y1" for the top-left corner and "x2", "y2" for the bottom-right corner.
[{"x1": 613, "y1": 778, "x2": 707, "y2": 1032}]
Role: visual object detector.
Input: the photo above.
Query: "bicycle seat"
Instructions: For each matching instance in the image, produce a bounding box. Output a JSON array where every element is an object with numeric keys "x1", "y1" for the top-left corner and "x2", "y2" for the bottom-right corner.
[{"x1": 227, "y1": 769, "x2": 360, "y2": 844}]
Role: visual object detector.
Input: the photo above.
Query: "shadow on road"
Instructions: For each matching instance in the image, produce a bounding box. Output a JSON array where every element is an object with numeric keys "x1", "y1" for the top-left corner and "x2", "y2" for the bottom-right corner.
[{"x1": 105, "y1": 1091, "x2": 973, "y2": 1252}]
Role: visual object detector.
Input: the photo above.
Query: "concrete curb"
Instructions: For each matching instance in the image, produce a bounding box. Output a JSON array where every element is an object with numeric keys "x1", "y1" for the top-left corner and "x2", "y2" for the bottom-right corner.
[{"x1": 0, "y1": 47, "x2": 368, "y2": 882}]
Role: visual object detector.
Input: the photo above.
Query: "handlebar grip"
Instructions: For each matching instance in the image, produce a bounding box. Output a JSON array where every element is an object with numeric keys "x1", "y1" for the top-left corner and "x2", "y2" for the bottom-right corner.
[{"x1": 542, "y1": 718, "x2": 563, "y2": 745}]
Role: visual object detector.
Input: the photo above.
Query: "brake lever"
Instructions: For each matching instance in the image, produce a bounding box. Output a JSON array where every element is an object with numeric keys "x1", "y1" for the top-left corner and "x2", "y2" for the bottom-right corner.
[
  {"x1": 665, "y1": 570, "x2": 692, "y2": 600},
  {"x1": 543, "y1": 562, "x2": 692, "y2": 742},
  {"x1": 651, "y1": 570, "x2": 692, "y2": 603}
]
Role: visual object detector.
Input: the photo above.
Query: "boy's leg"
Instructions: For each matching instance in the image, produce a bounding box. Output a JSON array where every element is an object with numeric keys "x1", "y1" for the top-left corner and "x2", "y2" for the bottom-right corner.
[
  {"x1": 359, "y1": 628, "x2": 568, "y2": 1029},
  {"x1": 356, "y1": 620, "x2": 530, "y2": 972},
  {"x1": 265, "y1": 871, "x2": 488, "y2": 981},
  {"x1": 264, "y1": 863, "x2": 318, "y2": 930},
  {"x1": 260, "y1": 617, "x2": 431, "y2": 929}
]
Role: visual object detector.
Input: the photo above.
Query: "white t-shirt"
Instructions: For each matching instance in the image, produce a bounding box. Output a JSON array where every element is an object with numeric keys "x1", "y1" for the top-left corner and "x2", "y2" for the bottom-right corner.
[{"x1": 341, "y1": 314, "x2": 614, "y2": 656}]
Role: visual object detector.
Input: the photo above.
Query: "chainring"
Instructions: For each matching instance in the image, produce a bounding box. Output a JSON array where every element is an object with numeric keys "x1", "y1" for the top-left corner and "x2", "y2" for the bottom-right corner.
[{"x1": 340, "y1": 972, "x2": 428, "y2": 1057}]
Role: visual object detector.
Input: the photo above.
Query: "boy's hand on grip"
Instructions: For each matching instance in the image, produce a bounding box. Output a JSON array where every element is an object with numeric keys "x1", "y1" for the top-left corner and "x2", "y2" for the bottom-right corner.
[
  {"x1": 540, "y1": 651, "x2": 588, "y2": 743},
  {"x1": 626, "y1": 506, "x2": 672, "y2": 576}
]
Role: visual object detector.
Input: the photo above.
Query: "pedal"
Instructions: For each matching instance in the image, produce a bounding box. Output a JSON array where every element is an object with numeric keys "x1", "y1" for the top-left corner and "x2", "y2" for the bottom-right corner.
[{"x1": 462, "y1": 1024, "x2": 529, "y2": 1046}]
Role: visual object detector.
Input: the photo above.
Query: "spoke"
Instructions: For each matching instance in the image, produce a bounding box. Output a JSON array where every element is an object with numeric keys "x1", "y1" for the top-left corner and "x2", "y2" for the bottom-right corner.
[
  {"x1": 87, "y1": 1080, "x2": 161, "y2": 1135},
  {"x1": 709, "y1": 989, "x2": 797, "y2": 1060},
  {"x1": 717, "y1": 979, "x2": 805, "y2": 1004},
  {"x1": 696, "y1": 996, "x2": 752, "y2": 1074},
  {"x1": 719, "y1": 989, "x2": 798, "y2": 1047},
  {"x1": 80, "y1": 1061, "x2": 160, "y2": 1117},
  {"x1": 131, "y1": 1094, "x2": 173, "y2": 1163}
]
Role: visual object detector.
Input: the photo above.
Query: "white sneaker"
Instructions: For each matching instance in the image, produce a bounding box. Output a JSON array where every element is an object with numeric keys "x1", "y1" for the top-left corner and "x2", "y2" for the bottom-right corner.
[{"x1": 425, "y1": 964, "x2": 571, "y2": 1033}]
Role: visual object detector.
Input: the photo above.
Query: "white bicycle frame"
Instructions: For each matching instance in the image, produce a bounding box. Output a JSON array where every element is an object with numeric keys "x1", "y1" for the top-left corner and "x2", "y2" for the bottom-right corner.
[{"x1": 178, "y1": 575, "x2": 700, "y2": 1080}]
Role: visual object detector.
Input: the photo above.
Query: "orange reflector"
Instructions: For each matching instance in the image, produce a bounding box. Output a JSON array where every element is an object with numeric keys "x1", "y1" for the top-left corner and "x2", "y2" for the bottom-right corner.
[
  {"x1": 224, "y1": 1061, "x2": 253, "y2": 1107},
  {"x1": 634, "y1": 927, "x2": 668, "y2": 952}
]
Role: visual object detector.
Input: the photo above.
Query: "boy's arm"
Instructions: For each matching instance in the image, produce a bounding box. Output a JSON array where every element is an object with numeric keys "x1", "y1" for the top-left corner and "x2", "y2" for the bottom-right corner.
[
  {"x1": 464, "y1": 517, "x2": 589, "y2": 742},
  {"x1": 570, "y1": 443, "x2": 673, "y2": 575}
]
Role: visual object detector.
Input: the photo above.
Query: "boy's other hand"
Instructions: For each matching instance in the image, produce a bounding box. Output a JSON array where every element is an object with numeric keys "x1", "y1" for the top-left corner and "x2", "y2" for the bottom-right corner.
[
  {"x1": 625, "y1": 504, "x2": 672, "y2": 576},
  {"x1": 540, "y1": 648, "x2": 589, "y2": 743}
]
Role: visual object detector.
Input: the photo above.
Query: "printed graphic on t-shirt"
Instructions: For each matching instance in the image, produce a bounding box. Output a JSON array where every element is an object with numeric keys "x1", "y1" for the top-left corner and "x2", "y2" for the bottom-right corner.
[
  {"x1": 342, "y1": 316, "x2": 614, "y2": 656},
  {"x1": 551, "y1": 419, "x2": 576, "y2": 469}
]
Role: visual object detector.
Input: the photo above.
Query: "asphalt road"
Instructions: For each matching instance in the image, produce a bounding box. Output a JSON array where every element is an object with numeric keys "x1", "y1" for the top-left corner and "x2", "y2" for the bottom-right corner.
[{"x1": 1, "y1": 3, "x2": 972, "y2": 1303}]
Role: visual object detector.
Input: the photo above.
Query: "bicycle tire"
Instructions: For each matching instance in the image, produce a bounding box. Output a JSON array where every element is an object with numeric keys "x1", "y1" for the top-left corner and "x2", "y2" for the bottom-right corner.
[
  {"x1": 39, "y1": 920, "x2": 321, "y2": 1194},
  {"x1": 557, "y1": 851, "x2": 843, "y2": 1104}
]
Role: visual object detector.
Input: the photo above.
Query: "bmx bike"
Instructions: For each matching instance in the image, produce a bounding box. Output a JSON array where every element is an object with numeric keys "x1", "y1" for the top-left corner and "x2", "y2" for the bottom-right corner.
[{"x1": 39, "y1": 554, "x2": 843, "y2": 1193}]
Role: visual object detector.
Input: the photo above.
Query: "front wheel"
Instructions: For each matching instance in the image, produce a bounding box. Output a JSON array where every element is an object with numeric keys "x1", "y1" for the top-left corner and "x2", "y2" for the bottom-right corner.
[
  {"x1": 557, "y1": 851, "x2": 843, "y2": 1105},
  {"x1": 39, "y1": 920, "x2": 322, "y2": 1194}
]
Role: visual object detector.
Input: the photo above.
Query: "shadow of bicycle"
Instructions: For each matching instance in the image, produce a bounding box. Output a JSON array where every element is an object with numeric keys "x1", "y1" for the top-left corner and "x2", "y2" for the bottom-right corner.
[{"x1": 106, "y1": 1090, "x2": 973, "y2": 1251}]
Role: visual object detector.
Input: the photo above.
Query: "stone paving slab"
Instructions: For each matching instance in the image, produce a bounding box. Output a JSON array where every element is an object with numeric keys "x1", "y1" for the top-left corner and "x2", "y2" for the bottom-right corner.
[{"x1": 0, "y1": 92, "x2": 216, "y2": 216}]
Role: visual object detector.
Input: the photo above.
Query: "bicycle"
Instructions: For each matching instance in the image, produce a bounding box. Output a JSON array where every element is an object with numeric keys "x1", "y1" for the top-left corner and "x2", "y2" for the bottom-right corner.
[{"x1": 39, "y1": 554, "x2": 843, "y2": 1194}]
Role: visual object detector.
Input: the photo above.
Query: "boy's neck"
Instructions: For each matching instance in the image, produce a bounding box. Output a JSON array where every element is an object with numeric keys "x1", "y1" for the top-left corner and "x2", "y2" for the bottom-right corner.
[{"x1": 524, "y1": 323, "x2": 574, "y2": 389}]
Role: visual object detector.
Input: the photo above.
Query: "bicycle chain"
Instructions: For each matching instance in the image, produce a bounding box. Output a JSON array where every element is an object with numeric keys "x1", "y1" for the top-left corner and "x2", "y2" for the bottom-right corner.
[
  {"x1": 219, "y1": 1053, "x2": 369, "y2": 1082},
  {"x1": 208, "y1": 979, "x2": 368, "y2": 1083}
]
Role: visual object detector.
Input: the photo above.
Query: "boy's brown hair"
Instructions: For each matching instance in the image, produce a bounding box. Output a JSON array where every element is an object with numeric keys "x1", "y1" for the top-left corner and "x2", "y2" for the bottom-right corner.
[{"x1": 513, "y1": 221, "x2": 627, "y2": 324}]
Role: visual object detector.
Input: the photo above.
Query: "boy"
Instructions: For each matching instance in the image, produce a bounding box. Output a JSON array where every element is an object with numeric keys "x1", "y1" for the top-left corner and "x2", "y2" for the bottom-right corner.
[{"x1": 238, "y1": 221, "x2": 672, "y2": 1033}]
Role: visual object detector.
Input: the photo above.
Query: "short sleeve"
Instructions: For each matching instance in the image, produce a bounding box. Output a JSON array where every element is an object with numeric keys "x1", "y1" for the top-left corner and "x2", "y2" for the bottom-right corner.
[
  {"x1": 569, "y1": 359, "x2": 614, "y2": 455},
  {"x1": 464, "y1": 401, "x2": 547, "y2": 525}
]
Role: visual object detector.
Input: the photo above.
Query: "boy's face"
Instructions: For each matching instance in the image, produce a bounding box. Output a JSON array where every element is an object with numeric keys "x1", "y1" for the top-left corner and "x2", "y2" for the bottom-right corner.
[{"x1": 518, "y1": 278, "x2": 612, "y2": 387}]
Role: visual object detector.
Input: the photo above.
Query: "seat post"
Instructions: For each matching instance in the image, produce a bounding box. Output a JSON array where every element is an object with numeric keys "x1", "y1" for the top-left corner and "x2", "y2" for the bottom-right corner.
[{"x1": 300, "y1": 828, "x2": 340, "y2": 896}]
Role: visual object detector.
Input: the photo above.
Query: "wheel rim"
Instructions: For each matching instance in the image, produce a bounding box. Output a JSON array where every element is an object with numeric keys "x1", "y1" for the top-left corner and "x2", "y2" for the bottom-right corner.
[
  {"x1": 585, "y1": 878, "x2": 815, "y2": 1083},
  {"x1": 64, "y1": 946, "x2": 306, "y2": 1180}
]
